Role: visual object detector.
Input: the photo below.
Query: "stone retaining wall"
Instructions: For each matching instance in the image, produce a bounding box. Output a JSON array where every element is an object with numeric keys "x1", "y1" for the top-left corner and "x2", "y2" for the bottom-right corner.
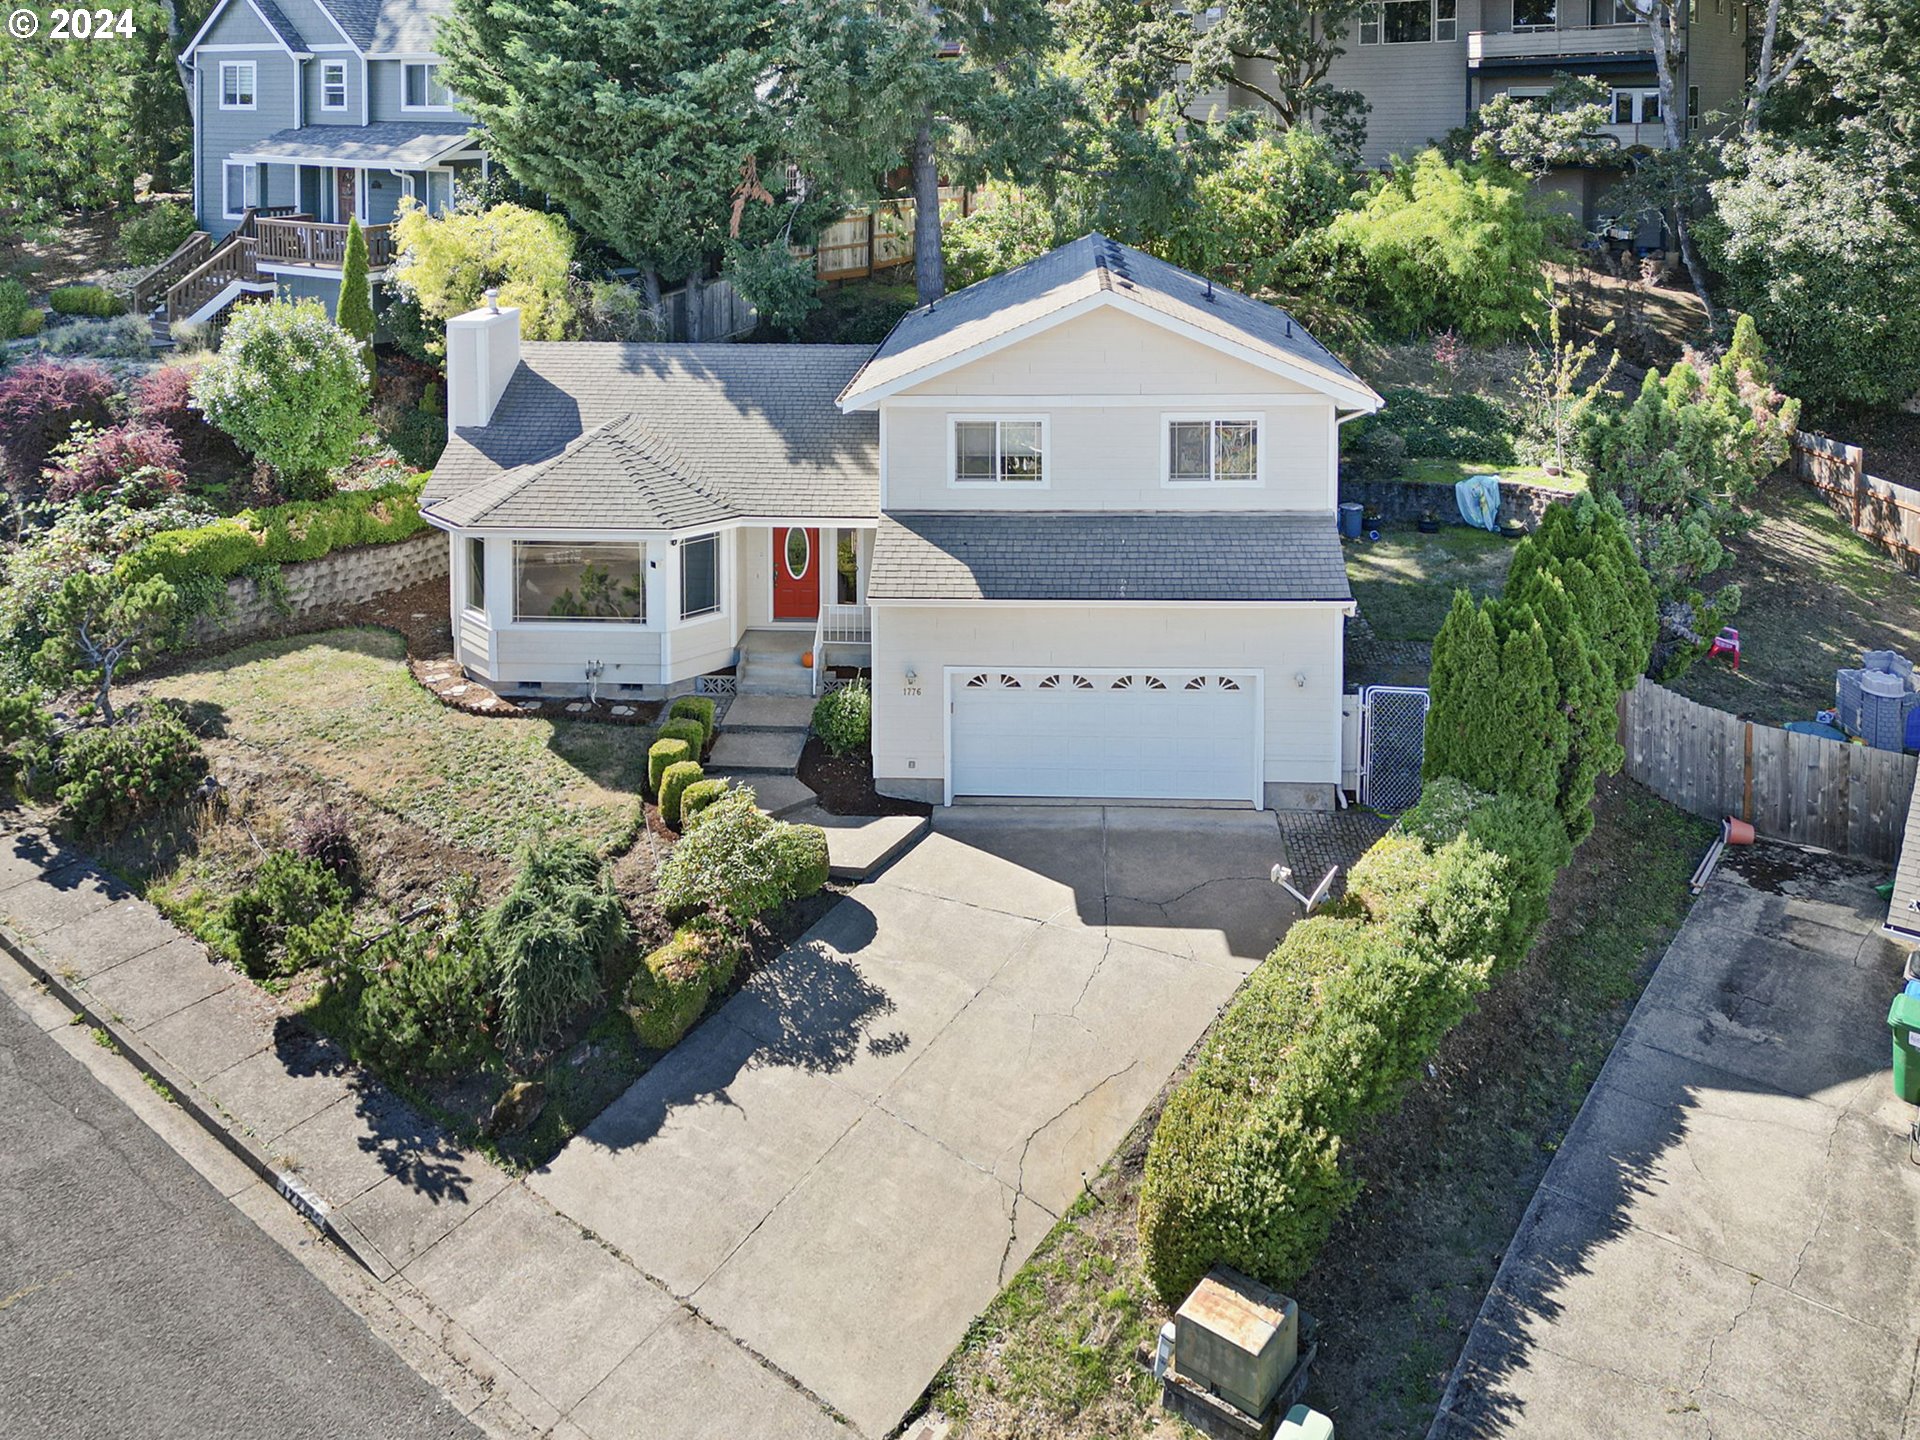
[
  {"x1": 1338, "y1": 475, "x2": 1574, "y2": 530},
  {"x1": 188, "y1": 532, "x2": 447, "y2": 643}
]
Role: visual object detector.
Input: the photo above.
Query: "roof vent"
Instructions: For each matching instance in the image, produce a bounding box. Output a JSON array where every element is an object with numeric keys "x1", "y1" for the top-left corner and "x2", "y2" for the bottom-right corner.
[{"x1": 1204, "y1": 275, "x2": 1215, "y2": 302}]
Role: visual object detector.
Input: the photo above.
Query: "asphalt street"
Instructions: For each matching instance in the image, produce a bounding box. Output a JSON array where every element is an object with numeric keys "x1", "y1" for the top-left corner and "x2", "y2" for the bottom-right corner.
[{"x1": 0, "y1": 990, "x2": 478, "y2": 1440}]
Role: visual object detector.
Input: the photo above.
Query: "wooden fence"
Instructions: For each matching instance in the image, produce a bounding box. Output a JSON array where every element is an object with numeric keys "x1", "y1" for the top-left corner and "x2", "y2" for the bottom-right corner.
[
  {"x1": 1791, "y1": 430, "x2": 1920, "y2": 573},
  {"x1": 800, "y1": 187, "x2": 987, "y2": 283},
  {"x1": 1620, "y1": 678, "x2": 1916, "y2": 863}
]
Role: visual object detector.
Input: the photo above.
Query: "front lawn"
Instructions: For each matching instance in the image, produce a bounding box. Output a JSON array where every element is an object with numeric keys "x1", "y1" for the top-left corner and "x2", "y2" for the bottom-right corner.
[
  {"x1": 146, "y1": 628, "x2": 647, "y2": 856},
  {"x1": 921, "y1": 779, "x2": 1709, "y2": 1440},
  {"x1": 1346, "y1": 526, "x2": 1517, "y2": 644},
  {"x1": 1668, "y1": 478, "x2": 1920, "y2": 724}
]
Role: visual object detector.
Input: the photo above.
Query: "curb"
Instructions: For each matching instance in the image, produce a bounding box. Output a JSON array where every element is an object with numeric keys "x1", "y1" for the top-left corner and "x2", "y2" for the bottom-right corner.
[{"x1": 0, "y1": 922, "x2": 396, "y2": 1282}]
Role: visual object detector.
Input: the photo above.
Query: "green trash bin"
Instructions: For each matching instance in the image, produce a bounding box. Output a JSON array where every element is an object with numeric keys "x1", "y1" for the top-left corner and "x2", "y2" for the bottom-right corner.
[{"x1": 1890, "y1": 988, "x2": 1920, "y2": 1105}]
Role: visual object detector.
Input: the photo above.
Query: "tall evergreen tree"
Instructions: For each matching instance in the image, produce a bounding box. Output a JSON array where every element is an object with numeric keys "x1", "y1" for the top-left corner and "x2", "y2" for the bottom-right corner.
[
  {"x1": 336, "y1": 217, "x2": 376, "y2": 381},
  {"x1": 1424, "y1": 592, "x2": 1566, "y2": 817}
]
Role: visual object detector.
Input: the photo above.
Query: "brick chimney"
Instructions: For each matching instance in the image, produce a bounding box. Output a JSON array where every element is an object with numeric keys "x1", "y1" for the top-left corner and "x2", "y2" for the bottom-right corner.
[{"x1": 445, "y1": 288, "x2": 520, "y2": 429}]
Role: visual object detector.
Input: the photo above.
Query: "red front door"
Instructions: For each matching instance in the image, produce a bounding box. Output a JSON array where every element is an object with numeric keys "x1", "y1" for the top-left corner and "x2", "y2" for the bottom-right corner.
[{"x1": 772, "y1": 527, "x2": 820, "y2": 621}]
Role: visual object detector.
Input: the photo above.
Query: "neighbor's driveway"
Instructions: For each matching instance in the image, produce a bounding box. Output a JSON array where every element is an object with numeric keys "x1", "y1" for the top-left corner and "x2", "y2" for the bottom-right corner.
[
  {"x1": 532, "y1": 806, "x2": 1296, "y2": 1437},
  {"x1": 1429, "y1": 844, "x2": 1920, "y2": 1440}
]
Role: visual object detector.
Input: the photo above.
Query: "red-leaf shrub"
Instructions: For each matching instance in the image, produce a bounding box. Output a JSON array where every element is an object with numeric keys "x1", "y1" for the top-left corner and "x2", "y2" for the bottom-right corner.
[
  {"x1": 45, "y1": 423, "x2": 186, "y2": 505},
  {"x1": 0, "y1": 359, "x2": 116, "y2": 488},
  {"x1": 131, "y1": 363, "x2": 243, "y2": 468}
]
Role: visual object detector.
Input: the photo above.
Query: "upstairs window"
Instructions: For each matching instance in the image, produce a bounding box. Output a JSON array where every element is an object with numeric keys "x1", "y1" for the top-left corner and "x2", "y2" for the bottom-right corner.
[
  {"x1": 223, "y1": 161, "x2": 258, "y2": 218},
  {"x1": 1611, "y1": 88, "x2": 1661, "y2": 124},
  {"x1": 321, "y1": 60, "x2": 347, "y2": 111},
  {"x1": 1167, "y1": 417, "x2": 1260, "y2": 486},
  {"x1": 952, "y1": 418, "x2": 1045, "y2": 485},
  {"x1": 219, "y1": 61, "x2": 256, "y2": 109},
  {"x1": 402, "y1": 62, "x2": 451, "y2": 110},
  {"x1": 1358, "y1": 0, "x2": 1449, "y2": 42},
  {"x1": 1514, "y1": 0, "x2": 1556, "y2": 24}
]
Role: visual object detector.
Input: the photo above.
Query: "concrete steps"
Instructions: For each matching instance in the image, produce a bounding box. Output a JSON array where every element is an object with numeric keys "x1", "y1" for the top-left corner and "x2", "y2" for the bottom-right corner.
[{"x1": 736, "y1": 631, "x2": 816, "y2": 697}]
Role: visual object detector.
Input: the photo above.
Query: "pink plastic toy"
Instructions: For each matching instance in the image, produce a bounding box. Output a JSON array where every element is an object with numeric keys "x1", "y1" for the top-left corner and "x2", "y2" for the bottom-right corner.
[{"x1": 1707, "y1": 627, "x2": 1740, "y2": 671}]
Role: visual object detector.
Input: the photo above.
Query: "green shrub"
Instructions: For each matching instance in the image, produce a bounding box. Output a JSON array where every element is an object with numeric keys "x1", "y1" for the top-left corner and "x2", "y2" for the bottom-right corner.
[
  {"x1": 655, "y1": 789, "x2": 789, "y2": 925},
  {"x1": 659, "y1": 760, "x2": 704, "y2": 829},
  {"x1": 0, "y1": 690, "x2": 51, "y2": 786},
  {"x1": 811, "y1": 679, "x2": 871, "y2": 758},
  {"x1": 118, "y1": 201, "x2": 197, "y2": 266},
  {"x1": 49, "y1": 284, "x2": 125, "y2": 318},
  {"x1": 118, "y1": 477, "x2": 428, "y2": 587},
  {"x1": 38, "y1": 314, "x2": 151, "y2": 359},
  {"x1": 382, "y1": 407, "x2": 445, "y2": 470},
  {"x1": 1138, "y1": 798, "x2": 1559, "y2": 1305},
  {"x1": 767, "y1": 823, "x2": 830, "y2": 901},
  {"x1": 225, "y1": 853, "x2": 351, "y2": 979},
  {"x1": 657, "y1": 716, "x2": 707, "y2": 764},
  {"x1": 1327, "y1": 150, "x2": 1557, "y2": 342},
  {"x1": 1363, "y1": 389, "x2": 1518, "y2": 464},
  {"x1": 188, "y1": 298, "x2": 371, "y2": 489},
  {"x1": 55, "y1": 705, "x2": 206, "y2": 835},
  {"x1": 353, "y1": 922, "x2": 493, "y2": 1076},
  {"x1": 484, "y1": 839, "x2": 626, "y2": 1047},
  {"x1": 679, "y1": 778, "x2": 730, "y2": 822},
  {"x1": 16, "y1": 308, "x2": 44, "y2": 338},
  {"x1": 625, "y1": 918, "x2": 738, "y2": 1049},
  {"x1": 667, "y1": 695, "x2": 716, "y2": 746},
  {"x1": 0, "y1": 279, "x2": 30, "y2": 339},
  {"x1": 647, "y1": 737, "x2": 695, "y2": 796}
]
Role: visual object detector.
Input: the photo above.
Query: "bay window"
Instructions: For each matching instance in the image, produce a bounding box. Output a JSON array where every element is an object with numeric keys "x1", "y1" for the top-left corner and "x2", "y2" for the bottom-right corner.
[
  {"x1": 512, "y1": 542, "x2": 645, "y2": 622},
  {"x1": 680, "y1": 534, "x2": 720, "y2": 620}
]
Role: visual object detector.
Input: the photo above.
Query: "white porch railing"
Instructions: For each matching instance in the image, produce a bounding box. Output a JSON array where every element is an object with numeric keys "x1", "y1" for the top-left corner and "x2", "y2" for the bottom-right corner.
[{"x1": 811, "y1": 603, "x2": 871, "y2": 695}]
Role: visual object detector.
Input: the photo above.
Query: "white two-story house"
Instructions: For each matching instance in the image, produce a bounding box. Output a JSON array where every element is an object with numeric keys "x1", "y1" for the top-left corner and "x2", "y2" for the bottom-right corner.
[
  {"x1": 165, "y1": 0, "x2": 480, "y2": 322},
  {"x1": 423, "y1": 236, "x2": 1382, "y2": 809}
]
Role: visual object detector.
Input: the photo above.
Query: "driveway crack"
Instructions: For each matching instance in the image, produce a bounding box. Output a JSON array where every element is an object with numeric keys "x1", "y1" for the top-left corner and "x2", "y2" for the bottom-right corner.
[{"x1": 996, "y1": 1057, "x2": 1142, "y2": 1284}]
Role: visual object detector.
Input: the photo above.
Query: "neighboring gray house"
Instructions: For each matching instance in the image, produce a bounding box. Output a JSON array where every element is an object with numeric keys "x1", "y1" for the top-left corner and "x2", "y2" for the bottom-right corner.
[
  {"x1": 1203, "y1": 0, "x2": 1749, "y2": 234},
  {"x1": 160, "y1": 0, "x2": 482, "y2": 321}
]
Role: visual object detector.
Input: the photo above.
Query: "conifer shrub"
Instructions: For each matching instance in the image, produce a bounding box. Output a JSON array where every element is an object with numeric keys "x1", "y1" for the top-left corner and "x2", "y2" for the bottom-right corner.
[
  {"x1": 679, "y1": 778, "x2": 730, "y2": 822},
  {"x1": 657, "y1": 716, "x2": 707, "y2": 766},
  {"x1": 625, "y1": 918, "x2": 738, "y2": 1049},
  {"x1": 55, "y1": 704, "x2": 206, "y2": 836},
  {"x1": 766, "y1": 823, "x2": 830, "y2": 900},
  {"x1": 647, "y1": 737, "x2": 694, "y2": 796},
  {"x1": 484, "y1": 839, "x2": 626, "y2": 1047},
  {"x1": 353, "y1": 921, "x2": 492, "y2": 1077},
  {"x1": 225, "y1": 853, "x2": 351, "y2": 978},
  {"x1": 811, "y1": 679, "x2": 871, "y2": 757}
]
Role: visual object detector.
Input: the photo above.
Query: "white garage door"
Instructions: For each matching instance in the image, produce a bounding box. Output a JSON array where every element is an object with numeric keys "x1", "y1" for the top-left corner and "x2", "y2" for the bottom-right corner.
[{"x1": 949, "y1": 668, "x2": 1261, "y2": 802}]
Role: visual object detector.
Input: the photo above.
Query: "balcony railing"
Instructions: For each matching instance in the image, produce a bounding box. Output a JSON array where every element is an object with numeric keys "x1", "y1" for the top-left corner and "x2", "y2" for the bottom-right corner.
[
  {"x1": 812, "y1": 603, "x2": 871, "y2": 695},
  {"x1": 1467, "y1": 20, "x2": 1667, "y2": 64},
  {"x1": 253, "y1": 216, "x2": 394, "y2": 270},
  {"x1": 1597, "y1": 120, "x2": 1673, "y2": 149}
]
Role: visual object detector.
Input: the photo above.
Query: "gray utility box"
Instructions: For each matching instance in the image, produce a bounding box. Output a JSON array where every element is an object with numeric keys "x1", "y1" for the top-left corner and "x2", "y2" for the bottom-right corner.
[{"x1": 1174, "y1": 1267, "x2": 1300, "y2": 1419}]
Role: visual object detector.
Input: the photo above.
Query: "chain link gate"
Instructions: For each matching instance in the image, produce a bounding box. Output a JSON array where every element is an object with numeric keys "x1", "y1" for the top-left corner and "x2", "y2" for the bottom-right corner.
[{"x1": 1358, "y1": 685, "x2": 1431, "y2": 812}]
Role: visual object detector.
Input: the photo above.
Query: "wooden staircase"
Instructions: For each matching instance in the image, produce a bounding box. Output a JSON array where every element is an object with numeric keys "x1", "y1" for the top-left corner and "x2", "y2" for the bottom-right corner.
[{"x1": 145, "y1": 207, "x2": 293, "y2": 330}]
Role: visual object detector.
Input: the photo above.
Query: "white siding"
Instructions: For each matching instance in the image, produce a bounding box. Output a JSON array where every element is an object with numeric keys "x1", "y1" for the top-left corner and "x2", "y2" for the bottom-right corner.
[
  {"x1": 879, "y1": 308, "x2": 1337, "y2": 513},
  {"x1": 870, "y1": 604, "x2": 1345, "y2": 794}
]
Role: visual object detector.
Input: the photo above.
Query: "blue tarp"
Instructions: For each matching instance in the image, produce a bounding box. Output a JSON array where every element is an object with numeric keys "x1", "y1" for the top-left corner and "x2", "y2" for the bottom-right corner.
[{"x1": 1455, "y1": 474, "x2": 1501, "y2": 532}]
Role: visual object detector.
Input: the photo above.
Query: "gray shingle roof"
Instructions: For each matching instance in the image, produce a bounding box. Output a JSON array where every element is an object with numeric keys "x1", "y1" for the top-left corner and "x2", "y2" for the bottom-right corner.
[
  {"x1": 252, "y1": 0, "x2": 309, "y2": 51},
  {"x1": 425, "y1": 343, "x2": 880, "y2": 530},
  {"x1": 314, "y1": 0, "x2": 447, "y2": 52},
  {"x1": 870, "y1": 512, "x2": 1353, "y2": 603},
  {"x1": 840, "y1": 234, "x2": 1378, "y2": 409},
  {"x1": 232, "y1": 121, "x2": 473, "y2": 166}
]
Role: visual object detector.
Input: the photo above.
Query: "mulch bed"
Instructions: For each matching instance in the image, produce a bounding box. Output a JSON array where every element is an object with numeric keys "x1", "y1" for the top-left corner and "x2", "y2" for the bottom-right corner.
[{"x1": 796, "y1": 736, "x2": 932, "y2": 818}]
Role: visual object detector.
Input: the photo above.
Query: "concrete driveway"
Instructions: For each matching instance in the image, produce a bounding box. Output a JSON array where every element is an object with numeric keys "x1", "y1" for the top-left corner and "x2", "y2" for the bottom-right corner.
[
  {"x1": 532, "y1": 806, "x2": 1297, "y2": 1437},
  {"x1": 1429, "y1": 844, "x2": 1920, "y2": 1440}
]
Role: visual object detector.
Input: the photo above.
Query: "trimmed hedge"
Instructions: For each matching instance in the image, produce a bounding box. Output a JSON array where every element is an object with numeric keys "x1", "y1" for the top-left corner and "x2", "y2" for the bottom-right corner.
[
  {"x1": 118, "y1": 475, "x2": 429, "y2": 587},
  {"x1": 812, "y1": 679, "x2": 871, "y2": 757},
  {"x1": 625, "y1": 918, "x2": 738, "y2": 1049},
  {"x1": 49, "y1": 284, "x2": 126, "y2": 318},
  {"x1": 655, "y1": 790, "x2": 826, "y2": 926},
  {"x1": 667, "y1": 695, "x2": 716, "y2": 746},
  {"x1": 657, "y1": 716, "x2": 707, "y2": 766},
  {"x1": 648, "y1": 737, "x2": 695, "y2": 796},
  {"x1": 0, "y1": 279, "x2": 30, "y2": 339},
  {"x1": 659, "y1": 760, "x2": 703, "y2": 829},
  {"x1": 1138, "y1": 782, "x2": 1565, "y2": 1305},
  {"x1": 767, "y1": 823, "x2": 831, "y2": 900},
  {"x1": 680, "y1": 777, "x2": 729, "y2": 821}
]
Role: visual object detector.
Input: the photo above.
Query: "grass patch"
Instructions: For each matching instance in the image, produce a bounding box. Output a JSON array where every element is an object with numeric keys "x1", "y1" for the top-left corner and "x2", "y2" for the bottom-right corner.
[
  {"x1": 922, "y1": 778, "x2": 1709, "y2": 1440},
  {"x1": 1667, "y1": 478, "x2": 1920, "y2": 724},
  {"x1": 147, "y1": 628, "x2": 651, "y2": 856},
  {"x1": 1401, "y1": 457, "x2": 1587, "y2": 494},
  {"x1": 1347, "y1": 526, "x2": 1517, "y2": 643}
]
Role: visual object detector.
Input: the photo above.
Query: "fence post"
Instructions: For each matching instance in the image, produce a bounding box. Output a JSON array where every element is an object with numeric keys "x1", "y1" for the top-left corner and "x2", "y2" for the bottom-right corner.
[
  {"x1": 1741, "y1": 721, "x2": 1754, "y2": 822},
  {"x1": 866, "y1": 208, "x2": 877, "y2": 279},
  {"x1": 1850, "y1": 442, "x2": 1866, "y2": 533}
]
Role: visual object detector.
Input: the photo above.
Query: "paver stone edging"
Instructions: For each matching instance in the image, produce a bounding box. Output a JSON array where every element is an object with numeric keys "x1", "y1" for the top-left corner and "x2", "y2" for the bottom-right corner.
[{"x1": 0, "y1": 916, "x2": 396, "y2": 1280}]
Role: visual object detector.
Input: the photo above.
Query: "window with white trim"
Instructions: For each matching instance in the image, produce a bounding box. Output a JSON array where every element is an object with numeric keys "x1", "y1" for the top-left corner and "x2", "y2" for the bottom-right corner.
[
  {"x1": 1167, "y1": 418, "x2": 1260, "y2": 485},
  {"x1": 1611, "y1": 88, "x2": 1661, "y2": 125},
  {"x1": 951, "y1": 418, "x2": 1045, "y2": 485},
  {"x1": 680, "y1": 534, "x2": 721, "y2": 620},
  {"x1": 513, "y1": 542, "x2": 646, "y2": 622},
  {"x1": 219, "y1": 61, "x2": 256, "y2": 109},
  {"x1": 1357, "y1": 0, "x2": 1441, "y2": 43},
  {"x1": 402, "y1": 62, "x2": 451, "y2": 110},
  {"x1": 466, "y1": 537, "x2": 486, "y2": 612},
  {"x1": 321, "y1": 60, "x2": 347, "y2": 111},
  {"x1": 223, "y1": 161, "x2": 258, "y2": 218}
]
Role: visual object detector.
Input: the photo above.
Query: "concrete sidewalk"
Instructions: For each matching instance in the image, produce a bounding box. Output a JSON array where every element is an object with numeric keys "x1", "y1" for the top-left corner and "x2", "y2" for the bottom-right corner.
[
  {"x1": 1428, "y1": 844, "x2": 1920, "y2": 1440},
  {"x1": 0, "y1": 824, "x2": 849, "y2": 1440}
]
